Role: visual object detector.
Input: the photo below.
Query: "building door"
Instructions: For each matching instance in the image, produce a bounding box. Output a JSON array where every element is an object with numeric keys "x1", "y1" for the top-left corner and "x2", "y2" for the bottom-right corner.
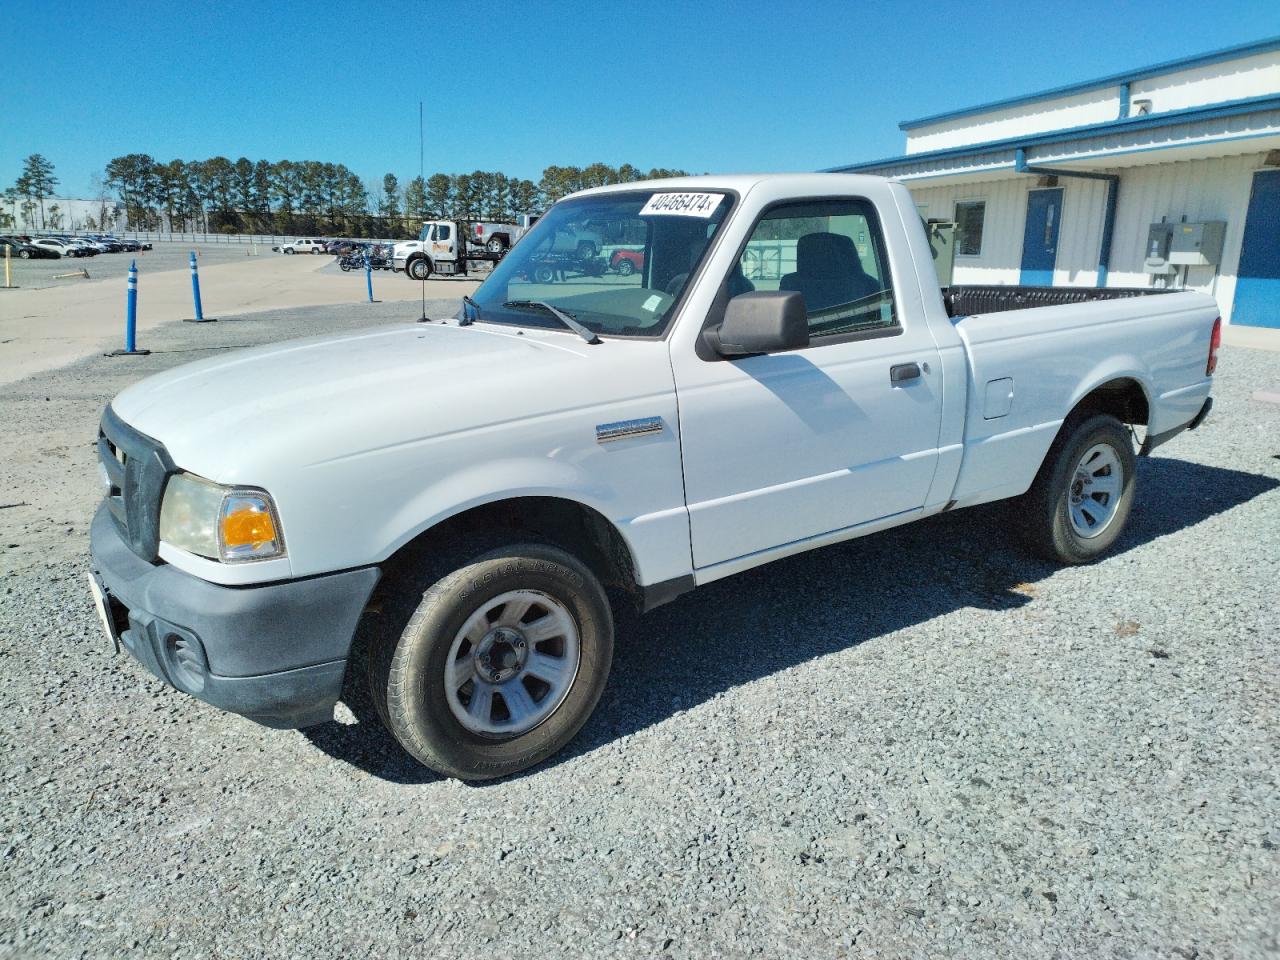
[
  {"x1": 1233, "y1": 170, "x2": 1280, "y2": 329},
  {"x1": 1020, "y1": 188, "x2": 1063, "y2": 286}
]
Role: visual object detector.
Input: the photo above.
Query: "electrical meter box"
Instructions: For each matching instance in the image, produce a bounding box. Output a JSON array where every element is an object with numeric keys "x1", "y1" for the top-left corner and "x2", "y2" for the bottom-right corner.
[
  {"x1": 1143, "y1": 222, "x2": 1176, "y2": 274},
  {"x1": 1168, "y1": 220, "x2": 1226, "y2": 266}
]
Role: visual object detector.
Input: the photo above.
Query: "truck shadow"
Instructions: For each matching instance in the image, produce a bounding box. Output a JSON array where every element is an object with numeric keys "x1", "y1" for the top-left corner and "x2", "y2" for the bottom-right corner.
[{"x1": 301, "y1": 455, "x2": 1277, "y2": 785}]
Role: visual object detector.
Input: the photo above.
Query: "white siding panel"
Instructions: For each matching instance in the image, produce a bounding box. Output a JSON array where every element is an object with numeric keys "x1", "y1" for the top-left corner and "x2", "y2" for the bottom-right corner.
[
  {"x1": 1131, "y1": 50, "x2": 1280, "y2": 115},
  {"x1": 905, "y1": 88, "x2": 1121, "y2": 155},
  {"x1": 899, "y1": 152, "x2": 1266, "y2": 323},
  {"x1": 902, "y1": 50, "x2": 1280, "y2": 158},
  {"x1": 903, "y1": 178, "x2": 1027, "y2": 285},
  {"x1": 1102, "y1": 152, "x2": 1265, "y2": 324}
]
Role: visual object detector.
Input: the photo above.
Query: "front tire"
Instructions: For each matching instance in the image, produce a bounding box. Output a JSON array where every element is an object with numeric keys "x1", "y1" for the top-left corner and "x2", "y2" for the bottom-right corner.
[
  {"x1": 615, "y1": 258, "x2": 636, "y2": 277},
  {"x1": 369, "y1": 542, "x2": 614, "y2": 780},
  {"x1": 19, "y1": 249, "x2": 31, "y2": 259},
  {"x1": 407, "y1": 257, "x2": 431, "y2": 281},
  {"x1": 1020, "y1": 412, "x2": 1136, "y2": 563}
]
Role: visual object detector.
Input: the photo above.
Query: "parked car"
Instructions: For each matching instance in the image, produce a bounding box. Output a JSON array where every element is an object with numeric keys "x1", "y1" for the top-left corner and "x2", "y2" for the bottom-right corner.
[
  {"x1": 326, "y1": 239, "x2": 363, "y2": 256},
  {"x1": 88, "y1": 173, "x2": 1218, "y2": 781},
  {"x1": 69, "y1": 237, "x2": 106, "y2": 255},
  {"x1": 610, "y1": 248, "x2": 645, "y2": 276},
  {"x1": 30, "y1": 238, "x2": 77, "y2": 258},
  {"x1": 277, "y1": 238, "x2": 327, "y2": 255},
  {"x1": 0, "y1": 236, "x2": 55, "y2": 259},
  {"x1": 87, "y1": 235, "x2": 124, "y2": 252}
]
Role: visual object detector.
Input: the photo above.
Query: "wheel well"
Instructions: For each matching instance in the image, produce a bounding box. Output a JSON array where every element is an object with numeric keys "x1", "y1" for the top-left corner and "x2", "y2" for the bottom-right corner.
[
  {"x1": 1074, "y1": 378, "x2": 1149, "y2": 427},
  {"x1": 388, "y1": 497, "x2": 641, "y2": 603}
]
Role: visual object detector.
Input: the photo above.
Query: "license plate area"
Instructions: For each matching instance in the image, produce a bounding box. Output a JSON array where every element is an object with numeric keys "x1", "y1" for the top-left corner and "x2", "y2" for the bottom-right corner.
[{"x1": 86, "y1": 571, "x2": 126, "y2": 654}]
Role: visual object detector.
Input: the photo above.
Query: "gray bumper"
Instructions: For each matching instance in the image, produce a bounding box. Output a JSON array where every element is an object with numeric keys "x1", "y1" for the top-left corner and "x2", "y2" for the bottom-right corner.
[{"x1": 89, "y1": 504, "x2": 379, "y2": 729}]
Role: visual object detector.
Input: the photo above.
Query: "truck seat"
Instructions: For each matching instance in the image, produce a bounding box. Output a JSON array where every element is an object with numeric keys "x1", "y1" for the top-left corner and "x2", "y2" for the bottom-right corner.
[{"x1": 780, "y1": 232, "x2": 878, "y2": 312}]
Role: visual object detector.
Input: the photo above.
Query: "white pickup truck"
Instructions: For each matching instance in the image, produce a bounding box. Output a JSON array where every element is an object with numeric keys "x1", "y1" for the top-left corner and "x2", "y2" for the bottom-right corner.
[{"x1": 89, "y1": 174, "x2": 1218, "y2": 780}]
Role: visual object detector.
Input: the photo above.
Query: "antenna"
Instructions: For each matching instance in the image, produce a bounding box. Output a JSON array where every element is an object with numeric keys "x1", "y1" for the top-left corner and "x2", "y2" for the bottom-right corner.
[{"x1": 418, "y1": 99, "x2": 428, "y2": 323}]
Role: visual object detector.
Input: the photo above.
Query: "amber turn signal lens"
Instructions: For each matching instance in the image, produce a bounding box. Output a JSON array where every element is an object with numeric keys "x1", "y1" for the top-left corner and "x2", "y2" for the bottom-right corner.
[
  {"x1": 218, "y1": 493, "x2": 284, "y2": 561},
  {"x1": 222, "y1": 506, "x2": 276, "y2": 548}
]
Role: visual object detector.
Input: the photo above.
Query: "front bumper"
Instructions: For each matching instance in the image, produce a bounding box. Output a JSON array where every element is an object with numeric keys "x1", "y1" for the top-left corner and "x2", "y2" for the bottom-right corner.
[{"x1": 89, "y1": 504, "x2": 379, "y2": 728}]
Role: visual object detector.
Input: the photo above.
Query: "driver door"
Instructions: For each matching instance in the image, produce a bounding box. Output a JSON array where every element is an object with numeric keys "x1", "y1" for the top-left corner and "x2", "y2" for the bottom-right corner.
[{"x1": 672, "y1": 196, "x2": 945, "y2": 569}]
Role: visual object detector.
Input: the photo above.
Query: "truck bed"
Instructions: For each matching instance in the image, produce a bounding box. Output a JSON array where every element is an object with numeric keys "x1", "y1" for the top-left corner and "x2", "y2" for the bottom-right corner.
[{"x1": 943, "y1": 284, "x2": 1172, "y2": 318}]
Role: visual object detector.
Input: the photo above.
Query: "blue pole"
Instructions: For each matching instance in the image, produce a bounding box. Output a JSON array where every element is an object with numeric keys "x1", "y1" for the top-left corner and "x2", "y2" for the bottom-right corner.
[
  {"x1": 126, "y1": 260, "x2": 138, "y2": 351},
  {"x1": 110, "y1": 259, "x2": 149, "y2": 355},
  {"x1": 190, "y1": 251, "x2": 203, "y2": 320},
  {"x1": 183, "y1": 250, "x2": 215, "y2": 322},
  {"x1": 365, "y1": 255, "x2": 375, "y2": 303}
]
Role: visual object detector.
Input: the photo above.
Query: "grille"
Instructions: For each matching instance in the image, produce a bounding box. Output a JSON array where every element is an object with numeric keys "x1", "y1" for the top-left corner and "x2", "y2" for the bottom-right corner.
[{"x1": 97, "y1": 405, "x2": 176, "y2": 562}]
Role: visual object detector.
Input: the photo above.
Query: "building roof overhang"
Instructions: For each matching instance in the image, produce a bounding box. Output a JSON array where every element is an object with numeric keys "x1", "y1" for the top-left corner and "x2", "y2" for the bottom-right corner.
[
  {"x1": 832, "y1": 93, "x2": 1280, "y2": 181},
  {"x1": 897, "y1": 35, "x2": 1280, "y2": 131}
]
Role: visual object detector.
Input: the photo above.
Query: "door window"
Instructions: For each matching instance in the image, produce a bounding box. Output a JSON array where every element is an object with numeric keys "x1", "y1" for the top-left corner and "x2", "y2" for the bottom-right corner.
[
  {"x1": 436, "y1": 224, "x2": 451, "y2": 241},
  {"x1": 738, "y1": 198, "x2": 898, "y2": 340}
]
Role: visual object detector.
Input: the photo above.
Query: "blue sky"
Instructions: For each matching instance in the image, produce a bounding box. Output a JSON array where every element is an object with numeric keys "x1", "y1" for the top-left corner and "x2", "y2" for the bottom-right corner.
[{"x1": 3, "y1": 0, "x2": 1279, "y2": 197}]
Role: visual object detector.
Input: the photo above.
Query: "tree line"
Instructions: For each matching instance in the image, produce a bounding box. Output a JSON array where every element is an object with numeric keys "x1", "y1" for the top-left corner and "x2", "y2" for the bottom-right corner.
[{"x1": 4, "y1": 153, "x2": 691, "y2": 238}]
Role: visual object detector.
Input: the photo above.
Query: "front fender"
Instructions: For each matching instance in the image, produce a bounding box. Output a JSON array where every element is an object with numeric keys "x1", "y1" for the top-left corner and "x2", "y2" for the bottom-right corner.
[{"x1": 375, "y1": 457, "x2": 657, "y2": 580}]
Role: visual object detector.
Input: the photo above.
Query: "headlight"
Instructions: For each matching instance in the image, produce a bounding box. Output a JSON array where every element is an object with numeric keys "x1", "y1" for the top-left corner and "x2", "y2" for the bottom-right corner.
[{"x1": 159, "y1": 473, "x2": 285, "y2": 563}]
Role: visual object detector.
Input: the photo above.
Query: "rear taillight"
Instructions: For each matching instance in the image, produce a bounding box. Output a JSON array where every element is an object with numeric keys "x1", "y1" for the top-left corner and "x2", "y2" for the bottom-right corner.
[
  {"x1": 1207, "y1": 316, "x2": 1221, "y2": 375},
  {"x1": 475, "y1": 224, "x2": 483, "y2": 236}
]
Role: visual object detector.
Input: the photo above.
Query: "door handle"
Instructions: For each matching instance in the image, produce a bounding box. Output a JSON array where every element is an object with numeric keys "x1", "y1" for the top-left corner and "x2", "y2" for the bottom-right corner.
[{"x1": 890, "y1": 362, "x2": 921, "y2": 383}]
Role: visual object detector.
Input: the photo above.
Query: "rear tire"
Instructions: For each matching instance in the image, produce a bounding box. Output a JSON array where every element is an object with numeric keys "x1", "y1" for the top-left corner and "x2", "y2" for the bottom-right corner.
[
  {"x1": 19, "y1": 250, "x2": 31, "y2": 259},
  {"x1": 369, "y1": 541, "x2": 614, "y2": 780},
  {"x1": 485, "y1": 237, "x2": 506, "y2": 255},
  {"x1": 1019, "y1": 412, "x2": 1136, "y2": 564},
  {"x1": 615, "y1": 258, "x2": 636, "y2": 277}
]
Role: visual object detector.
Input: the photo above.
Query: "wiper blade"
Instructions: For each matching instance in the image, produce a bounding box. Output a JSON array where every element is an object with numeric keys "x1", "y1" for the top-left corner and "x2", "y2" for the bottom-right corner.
[
  {"x1": 460, "y1": 295, "x2": 481, "y2": 325},
  {"x1": 503, "y1": 300, "x2": 601, "y2": 345}
]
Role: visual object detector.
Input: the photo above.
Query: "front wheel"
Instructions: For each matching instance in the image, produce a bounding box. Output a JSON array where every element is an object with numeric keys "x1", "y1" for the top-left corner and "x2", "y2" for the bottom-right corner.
[
  {"x1": 407, "y1": 257, "x2": 431, "y2": 281},
  {"x1": 369, "y1": 542, "x2": 614, "y2": 780},
  {"x1": 1019, "y1": 412, "x2": 1136, "y2": 563},
  {"x1": 19, "y1": 250, "x2": 31, "y2": 259},
  {"x1": 615, "y1": 258, "x2": 635, "y2": 277}
]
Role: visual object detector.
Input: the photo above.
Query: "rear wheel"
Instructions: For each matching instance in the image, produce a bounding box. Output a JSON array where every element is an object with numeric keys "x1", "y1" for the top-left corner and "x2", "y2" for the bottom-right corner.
[
  {"x1": 19, "y1": 250, "x2": 30, "y2": 259},
  {"x1": 1020, "y1": 412, "x2": 1136, "y2": 563},
  {"x1": 485, "y1": 237, "x2": 506, "y2": 255},
  {"x1": 407, "y1": 257, "x2": 431, "y2": 281},
  {"x1": 369, "y1": 542, "x2": 614, "y2": 780},
  {"x1": 576, "y1": 241, "x2": 596, "y2": 260},
  {"x1": 615, "y1": 258, "x2": 636, "y2": 277},
  {"x1": 532, "y1": 263, "x2": 555, "y2": 284}
]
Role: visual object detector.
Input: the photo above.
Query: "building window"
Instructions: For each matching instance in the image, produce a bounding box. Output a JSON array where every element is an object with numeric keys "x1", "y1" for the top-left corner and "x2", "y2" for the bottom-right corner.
[{"x1": 954, "y1": 200, "x2": 986, "y2": 257}]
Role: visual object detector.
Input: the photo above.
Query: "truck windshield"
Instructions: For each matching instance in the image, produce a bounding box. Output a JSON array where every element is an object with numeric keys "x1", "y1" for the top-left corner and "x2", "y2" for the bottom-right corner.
[{"x1": 469, "y1": 190, "x2": 733, "y2": 338}]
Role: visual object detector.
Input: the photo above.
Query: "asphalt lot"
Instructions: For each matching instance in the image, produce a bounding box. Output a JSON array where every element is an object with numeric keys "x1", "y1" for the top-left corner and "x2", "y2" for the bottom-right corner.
[
  {"x1": 1, "y1": 239, "x2": 274, "y2": 290},
  {"x1": 0, "y1": 303, "x2": 1277, "y2": 958}
]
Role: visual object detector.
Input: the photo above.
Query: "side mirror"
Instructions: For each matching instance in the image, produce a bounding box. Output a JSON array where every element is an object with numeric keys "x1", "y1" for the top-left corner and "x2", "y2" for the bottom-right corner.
[{"x1": 705, "y1": 290, "x2": 809, "y2": 357}]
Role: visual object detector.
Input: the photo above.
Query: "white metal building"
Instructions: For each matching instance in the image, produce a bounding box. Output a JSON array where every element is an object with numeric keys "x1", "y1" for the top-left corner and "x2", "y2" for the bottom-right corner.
[{"x1": 834, "y1": 37, "x2": 1280, "y2": 328}]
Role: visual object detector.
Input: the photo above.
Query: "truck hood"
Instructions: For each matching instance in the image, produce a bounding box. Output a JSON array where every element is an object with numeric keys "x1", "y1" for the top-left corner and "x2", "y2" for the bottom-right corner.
[{"x1": 110, "y1": 321, "x2": 658, "y2": 484}]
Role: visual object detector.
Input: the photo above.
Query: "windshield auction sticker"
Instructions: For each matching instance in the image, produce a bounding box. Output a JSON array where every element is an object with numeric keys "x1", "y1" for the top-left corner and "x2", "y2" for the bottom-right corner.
[{"x1": 640, "y1": 193, "x2": 724, "y2": 217}]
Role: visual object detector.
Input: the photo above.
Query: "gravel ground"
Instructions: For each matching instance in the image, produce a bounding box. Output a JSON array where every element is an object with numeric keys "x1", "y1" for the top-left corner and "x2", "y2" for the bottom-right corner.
[{"x1": 0, "y1": 304, "x2": 1277, "y2": 959}]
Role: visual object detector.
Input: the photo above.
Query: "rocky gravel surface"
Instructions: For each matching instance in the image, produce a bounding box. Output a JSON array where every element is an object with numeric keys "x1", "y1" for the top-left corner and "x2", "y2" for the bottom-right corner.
[{"x1": 1, "y1": 305, "x2": 1277, "y2": 959}]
